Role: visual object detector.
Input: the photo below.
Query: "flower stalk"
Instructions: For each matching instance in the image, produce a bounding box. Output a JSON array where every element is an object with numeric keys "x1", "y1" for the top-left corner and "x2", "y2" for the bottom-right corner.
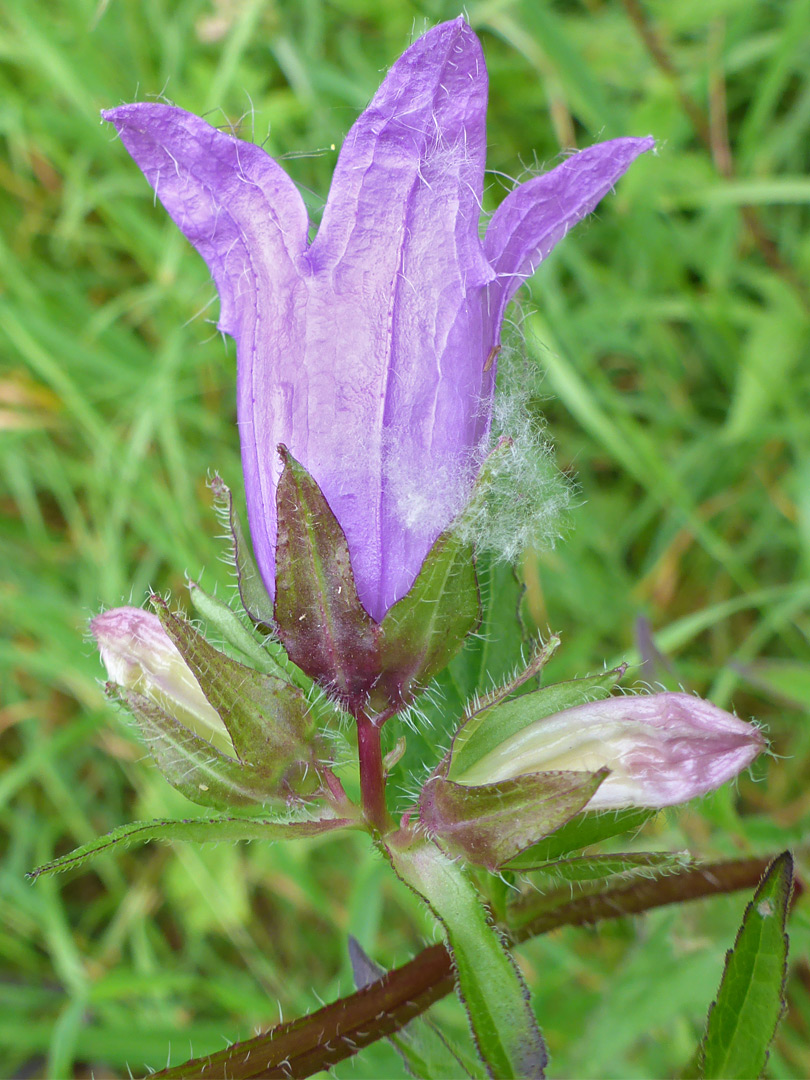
[{"x1": 356, "y1": 711, "x2": 391, "y2": 835}]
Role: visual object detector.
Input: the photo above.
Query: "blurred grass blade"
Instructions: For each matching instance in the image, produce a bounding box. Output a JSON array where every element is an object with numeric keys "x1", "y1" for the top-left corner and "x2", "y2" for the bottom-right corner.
[
  {"x1": 388, "y1": 839, "x2": 547, "y2": 1079},
  {"x1": 28, "y1": 815, "x2": 355, "y2": 879},
  {"x1": 696, "y1": 851, "x2": 793, "y2": 1080},
  {"x1": 348, "y1": 936, "x2": 481, "y2": 1078}
]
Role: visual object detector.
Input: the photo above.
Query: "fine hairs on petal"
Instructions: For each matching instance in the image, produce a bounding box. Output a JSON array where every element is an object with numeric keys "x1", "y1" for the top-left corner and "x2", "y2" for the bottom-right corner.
[
  {"x1": 457, "y1": 344, "x2": 573, "y2": 562},
  {"x1": 381, "y1": 425, "x2": 471, "y2": 540}
]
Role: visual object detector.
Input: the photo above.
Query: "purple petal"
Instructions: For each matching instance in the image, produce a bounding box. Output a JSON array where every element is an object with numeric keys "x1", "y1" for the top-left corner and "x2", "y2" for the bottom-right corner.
[
  {"x1": 458, "y1": 691, "x2": 764, "y2": 810},
  {"x1": 297, "y1": 16, "x2": 494, "y2": 617},
  {"x1": 484, "y1": 137, "x2": 655, "y2": 342},
  {"x1": 102, "y1": 104, "x2": 310, "y2": 600}
]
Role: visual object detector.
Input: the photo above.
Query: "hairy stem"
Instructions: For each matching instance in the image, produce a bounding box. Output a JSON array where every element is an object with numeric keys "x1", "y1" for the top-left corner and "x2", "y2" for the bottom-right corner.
[
  {"x1": 356, "y1": 711, "x2": 390, "y2": 834},
  {"x1": 153, "y1": 852, "x2": 780, "y2": 1080}
]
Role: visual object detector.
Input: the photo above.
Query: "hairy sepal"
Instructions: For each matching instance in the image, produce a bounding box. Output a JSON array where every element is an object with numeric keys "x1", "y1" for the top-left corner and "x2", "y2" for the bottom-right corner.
[
  {"x1": 210, "y1": 474, "x2": 275, "y2": 627},
  {"x1": 375, "y1": 530, "x2": 480, "y2": 712},
  {"x1": 447, "y1": 666, "x2": 626, "y2": 782},
  {"x1": 419, "y1": 768, "x2": 608, "y2": 871},
  {"x1": 274, "y1": 448, "x2": 382, "y2": 710},
  {"x1": 152, "y1": 597, "x2": 319, "y2": 776},
  {"x1": 114, "y1": 687, "x2": 294, "y2": 811}
]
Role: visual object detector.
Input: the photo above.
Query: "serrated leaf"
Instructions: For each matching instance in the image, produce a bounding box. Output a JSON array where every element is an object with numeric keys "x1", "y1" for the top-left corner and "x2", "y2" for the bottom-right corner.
[
  {"x1": 29, "y1": 815, "x2": 354, "y2": 879},
  {"x1": 504, "y1": 808, "x2": 656, "y2": 866},
  {"x1": 348, "y1": 936, "x2": 480, "y2": 1079},
  {"x1": 376, "y1": 531, "x2": 480, "y2": 710},
  {"x1": 388, "y1": 838, "x2": 547, "y2": 1079},
  {"x1": 697, "y1": 851, "x2": 792, "y2": 1080},
  {"x1": 447, "y1": 666, "x2": 626, "y2": 781},
  {"x1": 210, "y1": 473, "x2": 275, "y2": 627},
  {"x1": 509, "y1": 851, "x2": 690, "y2": 881},
  {"x1": 120, "y1": 689, "x2": 291, "y2": 810},
  {"x1": 274, "y1": 447, "x2": 381, "y2": 709},
  {"x1": 153, "y1": 598, "x2": 317, "y2": 770},
  {"x1": 420, "y1": 769, "x2": 608, "y2": 871}
]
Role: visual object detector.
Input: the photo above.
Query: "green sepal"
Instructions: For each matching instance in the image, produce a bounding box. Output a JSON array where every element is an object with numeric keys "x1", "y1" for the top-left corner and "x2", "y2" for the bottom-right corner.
[
  {"x1": 447, "y1": 665, "x2": 626, "y2": 782},
  {"x1": 696, "y1": 851, "x2": 792, "y2": 1080},
  {"x1": 504, "y1": 808, "x2": 657, "y2": 866},
  {"x1": 375, "y1": 530, "x2": 480, "y2": 711},
  {"x1": 348, "y1": 936, "x2": 481, "y2": 1078},
  {"x1": 386, "y1": 836, "x2": 547, "y2": 1079},
  {"x1": 115, "y1": 688, "x2": 294, "y2": 811},
  {"x1": 508, "y1": 850, "x2": 691, "y2": 880},
  {"x1": 152, "y1": 597, "x2": 318, "y2": 770},
  {"x1": 274, "y1": 447, "x2": 381, "y2": 710},
  {"x1": 28, "y1": 814, "x2": 355, "y2": 879},
  {"x1": 188, "y1": 579, "x2": 308, "y2": 687},
  {"x1": 210, "y1": 474, "x2": 275, "y2": 627},
  {"x1": 419, "y1": 768, "x2": 608, "y2": 871}
]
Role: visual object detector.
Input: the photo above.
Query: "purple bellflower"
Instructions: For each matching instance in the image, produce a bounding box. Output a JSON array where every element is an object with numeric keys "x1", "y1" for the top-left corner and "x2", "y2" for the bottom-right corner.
[{"x1": 103, "y1": 18, "x2": 653, "y2": 621}]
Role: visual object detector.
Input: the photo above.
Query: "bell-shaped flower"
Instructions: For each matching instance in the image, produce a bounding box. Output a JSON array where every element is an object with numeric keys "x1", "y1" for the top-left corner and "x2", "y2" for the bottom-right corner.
[
  {"x1": 102, "y1": 17, "x2": 653, "y2": 621},
  {"x1": 454, "y1": 691, "x2": 765, "y2": 811},
  {"x1": 91, "y1": 606, "x2": 232, "y2": 754}
]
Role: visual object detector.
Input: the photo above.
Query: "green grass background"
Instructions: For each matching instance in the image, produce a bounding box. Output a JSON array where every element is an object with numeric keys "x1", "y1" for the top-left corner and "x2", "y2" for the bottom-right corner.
[{"x1": 2, "y1": 0, "x2": 810, "y2": 1076}]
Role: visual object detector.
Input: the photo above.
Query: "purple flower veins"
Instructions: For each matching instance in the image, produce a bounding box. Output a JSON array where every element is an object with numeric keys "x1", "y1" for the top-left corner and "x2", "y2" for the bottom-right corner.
[{"x1": 103, "y1": 17, "x2": 653, "y2": 621}]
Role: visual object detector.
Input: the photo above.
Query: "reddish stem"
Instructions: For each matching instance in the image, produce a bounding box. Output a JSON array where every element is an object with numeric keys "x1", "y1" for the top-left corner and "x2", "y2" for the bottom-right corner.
[{"x1": 356, "y1": 712, "x2": 390, "y2": 835}]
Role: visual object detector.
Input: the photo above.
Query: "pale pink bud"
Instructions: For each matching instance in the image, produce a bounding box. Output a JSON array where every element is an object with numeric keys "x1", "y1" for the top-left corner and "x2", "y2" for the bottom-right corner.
[
  {"x1": 457, "y1": 692, "x2": 765, "y2": 810},
  {"x1": 90, "y1": 606, "x2": 233, "y2": 754}
]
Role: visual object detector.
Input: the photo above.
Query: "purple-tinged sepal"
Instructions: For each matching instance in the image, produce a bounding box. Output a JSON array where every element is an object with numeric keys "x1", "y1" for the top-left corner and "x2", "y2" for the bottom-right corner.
[
  {"x1": 273, "y1": 447, "x2": 382, "y2": 712},
  {"x1": 419, "y1": 765, "x2": 608, "y2": 871}
]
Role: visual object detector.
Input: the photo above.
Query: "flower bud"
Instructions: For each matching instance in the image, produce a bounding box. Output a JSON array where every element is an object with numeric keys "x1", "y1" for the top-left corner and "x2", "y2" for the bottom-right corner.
[
  {"x1": 90, "y1": 606, "x2": 233, "y2": 755},
  {"x1": 455, "y1": 692, "x2": 764, "y2": 810}
]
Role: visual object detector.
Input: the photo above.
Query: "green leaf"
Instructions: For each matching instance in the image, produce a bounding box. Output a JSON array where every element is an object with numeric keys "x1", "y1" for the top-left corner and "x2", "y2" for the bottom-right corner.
[
  {"x1": 210, "y1": 474, "x2": 275, "y2": 627},
  {"x1": 697, "y1": 851, "x2": 793, "y2": 1080},
  {"x1": 447, "y1": 666, "x2": 626, "y2": 781},
  {"x1": 387, "y1": 838, "x2": 547, "y2": 1079},
  {"x1": 376, "y1": 530, "x2": 480, "y2": 710},
  {"x1": 118, "y1": 688, "x2": 292, "y2": 810},
  {"x1": 420, "y1": 769, "x2": 608, "y2": 870},
  {"x1": 504, "y1": 808, "x2": 657, "y2": 866},
  {"x1": 273, "y1": 447, "x2": 381, "y2": 709},
  {"x1": 348, "y1": 936, "x2": 481, "y2": 1079},
  {"x1": 510, "y1": 851, "x2": 691, "y2": 881},
  {"x1": 28, "y1": 815, "x2": 354, "y2": 879},
  {"x1": 152, "y1": 597, "x2": 317, "y2": 770}
]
